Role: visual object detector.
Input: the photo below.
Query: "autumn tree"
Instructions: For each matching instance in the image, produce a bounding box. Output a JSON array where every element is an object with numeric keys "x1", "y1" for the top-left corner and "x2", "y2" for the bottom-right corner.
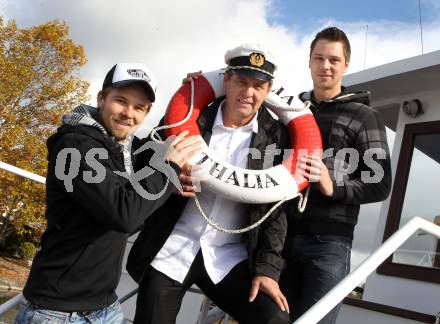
[{"x1": 0, "y1": 17, "x2": 89, "y2": 249}]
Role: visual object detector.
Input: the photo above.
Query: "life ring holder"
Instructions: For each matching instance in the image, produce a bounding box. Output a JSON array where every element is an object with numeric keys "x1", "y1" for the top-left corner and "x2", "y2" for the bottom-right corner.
[{"x1": 151, "y1": 69, "x2": 322, "y2": 234}]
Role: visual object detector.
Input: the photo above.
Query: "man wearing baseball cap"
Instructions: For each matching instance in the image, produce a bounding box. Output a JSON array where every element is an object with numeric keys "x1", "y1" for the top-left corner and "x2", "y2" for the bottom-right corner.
[
  {"x1": 16, "y1": 63, "x2": 200, "y2": 323},
  {"x1": 127, "y1": 44, "x2": 290, "y2": 324}
]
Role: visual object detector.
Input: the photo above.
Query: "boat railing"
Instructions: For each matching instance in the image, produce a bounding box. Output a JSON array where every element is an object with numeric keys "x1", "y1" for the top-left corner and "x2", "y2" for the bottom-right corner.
[
  {"x1": 293, "y1": 216, "x2": 440, "y2": 324},
  {"x1": 1, "y1": 161, "x2": 440, "y2": 323},
  {"x1": 0, "y1": 162, "x2": 46, "y2": 317},
  {"x1": 0, "y1": 161, "x2": 46, "y2": 184}
]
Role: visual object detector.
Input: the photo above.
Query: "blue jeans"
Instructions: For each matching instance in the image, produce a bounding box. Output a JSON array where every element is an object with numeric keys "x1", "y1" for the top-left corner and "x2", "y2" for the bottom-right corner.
[
  {"x1": 280, "y1": 234, "x2": 352, "y2": 324},
  {"x1": 14, "y1": 299, "x2": 124, "y2": 324}
]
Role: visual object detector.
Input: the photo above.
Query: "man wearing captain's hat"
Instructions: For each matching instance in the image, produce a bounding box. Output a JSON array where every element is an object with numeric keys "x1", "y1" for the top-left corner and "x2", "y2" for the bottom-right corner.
[{"x1": 128, "y1": 44, "x2": 291, "y2": 324}]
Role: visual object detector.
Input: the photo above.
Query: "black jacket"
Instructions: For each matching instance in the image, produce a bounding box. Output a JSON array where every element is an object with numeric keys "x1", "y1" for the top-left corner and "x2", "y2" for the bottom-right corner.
[
  {"x1": 286, "y1": 90, "x2": 392, "y2": 238},
  {"x1": 127, "y1": 98, "x2": 290, "y2": 283},
  {"x1": 23, "y1": 123, "x2": 179, "y2": 312}
]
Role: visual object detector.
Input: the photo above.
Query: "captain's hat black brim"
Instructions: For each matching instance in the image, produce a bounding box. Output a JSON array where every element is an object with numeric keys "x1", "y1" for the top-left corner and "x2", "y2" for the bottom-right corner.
[{"x1": 229, "y1": 68, "x2": 273, "y2": 82}]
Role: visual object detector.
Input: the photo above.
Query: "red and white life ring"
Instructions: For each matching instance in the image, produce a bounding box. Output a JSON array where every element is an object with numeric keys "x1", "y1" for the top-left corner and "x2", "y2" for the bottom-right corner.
[{"x1": 164, "y1": 70, "x2": 322, "y2": 204}]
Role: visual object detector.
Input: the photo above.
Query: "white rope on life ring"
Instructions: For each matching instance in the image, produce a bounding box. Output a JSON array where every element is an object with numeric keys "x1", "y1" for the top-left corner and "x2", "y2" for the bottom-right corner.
[{"x1": 152, "y1": 69, "x2": 322, "y2": 233}]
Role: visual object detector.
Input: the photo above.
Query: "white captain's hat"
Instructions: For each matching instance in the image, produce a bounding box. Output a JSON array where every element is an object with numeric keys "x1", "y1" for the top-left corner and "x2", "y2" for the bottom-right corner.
[{"x1": 224, "y1": 43, "x2": 277, "y2": 81}]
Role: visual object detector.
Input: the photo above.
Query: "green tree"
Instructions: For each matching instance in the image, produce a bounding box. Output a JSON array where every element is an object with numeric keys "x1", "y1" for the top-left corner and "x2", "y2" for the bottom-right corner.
[{"x1": 0, "y1": 17, "x2": 89, "y2": 247}]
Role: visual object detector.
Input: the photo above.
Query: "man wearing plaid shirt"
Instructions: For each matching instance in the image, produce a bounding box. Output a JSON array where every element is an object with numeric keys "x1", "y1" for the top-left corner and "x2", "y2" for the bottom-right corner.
[{"x1": 281, "y1": 27, "x2": 392, "y2": 324}]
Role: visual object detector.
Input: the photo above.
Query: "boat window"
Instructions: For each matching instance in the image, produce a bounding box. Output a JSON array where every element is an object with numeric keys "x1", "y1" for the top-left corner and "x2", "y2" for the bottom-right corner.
[{"x1": 378, "y1": 120, "x2": 440, "y2": 283}]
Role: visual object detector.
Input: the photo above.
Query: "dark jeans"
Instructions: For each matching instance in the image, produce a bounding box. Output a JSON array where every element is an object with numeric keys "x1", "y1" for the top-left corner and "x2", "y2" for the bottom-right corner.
[
  {"x1": 134, "y1": 251, "x2": 289, "y2": 324},
  {"x1": 280, "y1": 234, "x2": 352, "y2": 324}
]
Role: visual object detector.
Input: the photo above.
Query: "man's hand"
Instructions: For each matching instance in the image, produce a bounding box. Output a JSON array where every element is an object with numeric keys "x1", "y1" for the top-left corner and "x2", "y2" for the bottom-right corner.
[
  {"x1": 178, "y1": 164, "x2": 204, "y2": 197},
  {"x1": 298, "y1": 155, "x2": 334, "y2": 197},
  {"x1": 249, "y1": 275, "x2": 289, "y2": 313},
  {"x1": 182, "y1": 71, "x2": 203, "y2": 84},
  {"x1": 165, "y1": 131, "x2": 201, "y2": 168}
]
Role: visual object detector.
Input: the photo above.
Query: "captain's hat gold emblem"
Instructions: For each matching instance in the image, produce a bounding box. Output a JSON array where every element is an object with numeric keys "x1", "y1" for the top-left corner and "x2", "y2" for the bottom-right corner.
[{"x1": 249, "y1": 53, "x2": 265, "y2": 67}]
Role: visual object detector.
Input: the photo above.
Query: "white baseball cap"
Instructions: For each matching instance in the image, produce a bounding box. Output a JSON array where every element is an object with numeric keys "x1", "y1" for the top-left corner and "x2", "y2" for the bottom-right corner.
[{"x1": 102, "y1": 63, "x2": 157, "y2": 102}]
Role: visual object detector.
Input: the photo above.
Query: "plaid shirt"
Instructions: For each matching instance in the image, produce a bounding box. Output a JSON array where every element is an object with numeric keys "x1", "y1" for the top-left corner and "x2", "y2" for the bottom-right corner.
[{"x1": 287, "y1": 90, "x2": 392, "y2": 238}]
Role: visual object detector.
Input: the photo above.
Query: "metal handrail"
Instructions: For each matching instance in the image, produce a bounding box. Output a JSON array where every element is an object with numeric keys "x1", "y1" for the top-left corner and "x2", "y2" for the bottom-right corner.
[
  {"x1": 0, "y1": 161, "x2": 46, "y2": 184},
  {"x1": 0, "y1": 162, "x2": 46, "y2": 317},
  {"x1": 0, "y1": 293, "x2": 22, "y2": 317},
  {"x1": 294, "y1": 217, "x2": 440, "y2": 324}
]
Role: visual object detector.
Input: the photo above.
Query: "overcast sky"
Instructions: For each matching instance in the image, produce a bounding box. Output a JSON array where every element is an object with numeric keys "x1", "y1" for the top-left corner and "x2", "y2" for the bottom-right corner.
[{"x1": 2, "y1": 0, "x2": 440, "y2": 266}]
